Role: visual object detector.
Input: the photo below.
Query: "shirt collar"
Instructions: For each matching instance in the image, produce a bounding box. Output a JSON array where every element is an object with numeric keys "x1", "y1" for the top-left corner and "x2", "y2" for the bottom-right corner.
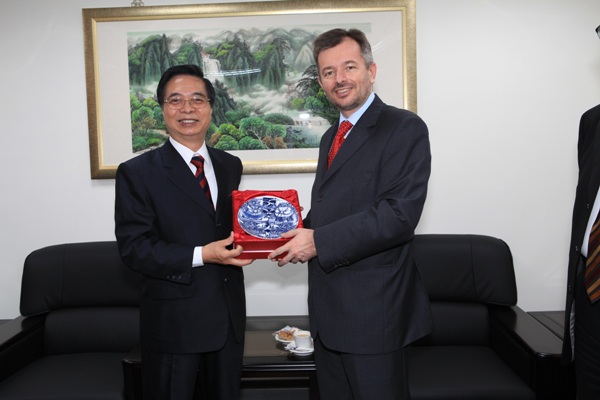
[
  {"x1": 339, "y1": 92, "x2": 376, "y2": 127},
  {"x1": 169, "y1": 137, "x2": 211, "y2": 166}
]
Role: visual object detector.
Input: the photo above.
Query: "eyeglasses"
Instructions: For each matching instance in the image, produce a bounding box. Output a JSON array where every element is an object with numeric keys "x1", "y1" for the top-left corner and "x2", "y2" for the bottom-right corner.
[{"x1": 164, "y1": 96, "x2": 210, "y2": 110}]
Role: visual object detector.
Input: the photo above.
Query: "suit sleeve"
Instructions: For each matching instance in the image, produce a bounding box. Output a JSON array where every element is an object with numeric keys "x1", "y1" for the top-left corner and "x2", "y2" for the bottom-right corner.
[
  {"x1": 313, "y1": 111, "x2": 431, "y2": 271},
  {"x1": 114, "y1": 161, "x2": 194, "y2": 284}
]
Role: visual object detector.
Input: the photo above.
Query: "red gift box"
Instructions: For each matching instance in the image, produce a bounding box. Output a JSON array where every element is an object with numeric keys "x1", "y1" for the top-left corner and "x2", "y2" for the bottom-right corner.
[{"x1": 232, "y1": 190, "x2": 303, "y2": 259}]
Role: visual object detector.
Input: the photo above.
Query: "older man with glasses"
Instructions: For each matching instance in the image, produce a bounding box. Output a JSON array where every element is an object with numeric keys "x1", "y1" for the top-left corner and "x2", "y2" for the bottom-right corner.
[{"x1": 115, "y1": 64, "x2": 253, "y2": 400}]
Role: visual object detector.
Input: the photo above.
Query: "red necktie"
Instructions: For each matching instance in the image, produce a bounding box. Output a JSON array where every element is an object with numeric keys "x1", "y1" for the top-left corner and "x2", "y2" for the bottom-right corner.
[
  {"x1": 328, "y1": 120, "x2": 353, "y2": 168},
  {"x1": 585, "y1": 211, "x2": 600, "y2": 303},
  {"x1": 191, "y1": 155, "x2": 213, "y2": 208}
]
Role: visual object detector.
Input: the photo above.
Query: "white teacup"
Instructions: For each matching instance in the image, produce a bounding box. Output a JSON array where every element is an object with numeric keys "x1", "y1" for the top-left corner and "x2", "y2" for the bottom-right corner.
[{"x1": 293, "y1": 330, "x2": 313, "y2": 349}]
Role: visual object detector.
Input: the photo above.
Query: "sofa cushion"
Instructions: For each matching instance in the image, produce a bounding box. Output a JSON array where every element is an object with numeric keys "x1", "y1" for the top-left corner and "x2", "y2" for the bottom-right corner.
[
  {"x1": 44, "y1": 307, "x2": 139, "y2": 355},
  {"x1": 408, "y1": 346, "x2": 535, "y2": 400},
  {"x1": 415, "y1": 302, "x2": 489, "y2": 346},
  {"x1": 0, "y1": 353, "x2": 126, "y2": 399}
]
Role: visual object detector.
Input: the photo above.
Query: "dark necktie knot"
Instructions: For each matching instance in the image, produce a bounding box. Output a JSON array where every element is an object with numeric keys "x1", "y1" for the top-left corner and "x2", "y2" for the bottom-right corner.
[{"x1": 191, "y1": 155, "x2": 204, "y2": 170}]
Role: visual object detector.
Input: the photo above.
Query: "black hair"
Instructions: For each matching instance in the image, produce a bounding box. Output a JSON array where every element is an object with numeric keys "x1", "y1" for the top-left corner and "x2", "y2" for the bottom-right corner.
[
  {"x1": 156, "y1": 64, "x2": 215, "y2": 107},
  {"x1": 313, "y1": 28, "x2": 374, "y2": 71}
]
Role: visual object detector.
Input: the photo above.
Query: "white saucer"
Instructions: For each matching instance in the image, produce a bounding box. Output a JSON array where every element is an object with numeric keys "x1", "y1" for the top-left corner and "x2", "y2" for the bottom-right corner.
[{"x1": 285, "y1": 341, "x2": 314, "y2": 355}]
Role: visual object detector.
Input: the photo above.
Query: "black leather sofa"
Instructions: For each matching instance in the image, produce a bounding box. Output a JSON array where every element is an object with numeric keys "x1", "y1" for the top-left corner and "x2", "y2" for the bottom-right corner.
[
  {"x1": 0, "y1": 235, "x2": 573, "y2": 399},
  {"x1": 0, "y1": 242, "x2": 141, "y2": 399},
  {"x1": 409, "y1": 234, "x2": 573, "y2": 400}
]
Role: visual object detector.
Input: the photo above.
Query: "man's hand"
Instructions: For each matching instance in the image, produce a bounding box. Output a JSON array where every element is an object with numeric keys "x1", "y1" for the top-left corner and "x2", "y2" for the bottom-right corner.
[
  {"x1": 202, "y1": 232, "x2": 253, "y2": 267},
  {"x1": 268, "y1": 228, "x2": 316, "y2": 267}
]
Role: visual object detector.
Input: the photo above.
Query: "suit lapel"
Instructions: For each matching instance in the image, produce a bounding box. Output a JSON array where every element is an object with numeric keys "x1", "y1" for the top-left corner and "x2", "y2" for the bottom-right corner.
[
  {"x1": 208, "y1": 147, "x2": 229, "y2": 217},
  {"x1": 314, "y1": 125, "x2": 335, "y2": 186},
  {"x1": 159, "y1": 141, "x2": 215, "y2": 214},
  {"x1": 589, "y1": 120, "x2": 600, "y2": 203},
  {"x1": 318, "y1": 96, "x2": 384, "y2": 186}
]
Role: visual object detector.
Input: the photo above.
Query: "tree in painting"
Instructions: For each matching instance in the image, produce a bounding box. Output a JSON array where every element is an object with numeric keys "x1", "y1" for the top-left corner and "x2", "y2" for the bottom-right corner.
[{"x1": 127, "y1": 26, "x2": 333, "y2": 154}]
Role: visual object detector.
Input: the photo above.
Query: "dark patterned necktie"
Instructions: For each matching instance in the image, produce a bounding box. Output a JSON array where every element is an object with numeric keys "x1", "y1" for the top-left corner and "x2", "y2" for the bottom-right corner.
[
  {"x1": 327, "y1": 120, "x2": 353, "y2": 168},
  {"x1": 585, "y1": 211, "x2": 600, "y2": 303},
  {"x1": 191, "y1": 155, "x2": 213, "y2": 208}
]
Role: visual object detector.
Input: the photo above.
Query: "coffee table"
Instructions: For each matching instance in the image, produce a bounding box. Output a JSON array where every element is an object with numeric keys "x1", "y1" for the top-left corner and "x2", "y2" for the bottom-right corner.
[
  {"x1": 242, "y1": 329, "x2": 318, "y2": 399},
  {"x1": 242, "y1": 315, "x2": 318, "y2": 399},
  {"x1": 122, "y1": 315, "x2": 319, "y2": 400}
]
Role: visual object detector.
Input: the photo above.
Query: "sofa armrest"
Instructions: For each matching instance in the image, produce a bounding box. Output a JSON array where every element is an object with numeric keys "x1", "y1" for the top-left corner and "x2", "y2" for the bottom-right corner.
[
  {"x1": 489, "y1": 305, "x2": 574, "y2": 400},
  {"x1": 0, "y1": 315, "x2": 46, "y2": 382}
]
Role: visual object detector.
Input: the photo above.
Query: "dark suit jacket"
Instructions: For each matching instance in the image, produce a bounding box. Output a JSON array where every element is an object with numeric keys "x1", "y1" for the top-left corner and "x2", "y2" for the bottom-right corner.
[
  {"x1": 115, "y1": 140, "x2": 245, "y2": 354},
  {"x1": 563, "y1": 104, "x2": 600, "y2": 362},
  {"x1": 305, "y1": 95, "x2": 433, "y2": 354}
]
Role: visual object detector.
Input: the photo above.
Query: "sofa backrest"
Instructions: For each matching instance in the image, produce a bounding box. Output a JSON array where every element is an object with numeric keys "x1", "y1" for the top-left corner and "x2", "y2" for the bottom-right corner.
[
  {"x1": 20, "y1": 241, "x2": 141, "y2": 316},
  {"x1": 20, "y1": 241, "x2": 142, "y2": 354},
  {"x1": 412, "y1": 234, "x2": 518, "y2": 345}
]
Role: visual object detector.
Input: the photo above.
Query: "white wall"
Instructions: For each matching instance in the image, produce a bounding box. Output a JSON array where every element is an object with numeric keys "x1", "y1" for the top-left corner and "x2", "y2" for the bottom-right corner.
[{"x1": 1, "y1": 0, "x2": 599, "y2": 319}]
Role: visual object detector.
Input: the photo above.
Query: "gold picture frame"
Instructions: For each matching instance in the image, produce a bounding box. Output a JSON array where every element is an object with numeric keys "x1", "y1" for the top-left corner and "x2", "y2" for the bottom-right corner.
[{"x1": 83, "y1": 0, "x2": 416, "y2": 179}]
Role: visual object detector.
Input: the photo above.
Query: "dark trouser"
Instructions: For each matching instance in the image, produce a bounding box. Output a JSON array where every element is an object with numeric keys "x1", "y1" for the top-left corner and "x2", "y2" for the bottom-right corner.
[
  {"x1": 313, "y1": 335, "x2": 410, "y2": 400},
  {"x1": 141, "y1": 324, "x2": 244, "y2": 400},
  {"x1": 575, "y1": 256, "x2": 600, "y2": 399}
]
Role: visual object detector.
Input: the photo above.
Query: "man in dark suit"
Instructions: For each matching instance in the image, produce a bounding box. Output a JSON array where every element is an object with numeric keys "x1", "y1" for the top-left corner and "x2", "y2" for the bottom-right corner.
[
  {"x1": 269, "y1": 28, "x2": 432, "y2": 400},
  {"x1": 115, "y1": 64, "x2": 252, "y2": 400},
  {"x1": 563, "y1": 25, "x2": 600, "y2": 395}
]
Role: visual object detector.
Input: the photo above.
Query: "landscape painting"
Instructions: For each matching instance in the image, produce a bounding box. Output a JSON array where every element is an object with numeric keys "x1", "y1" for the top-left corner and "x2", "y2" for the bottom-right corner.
[
  {"x1": 83, "y1": 1, "x2": 414, "y2": 178},
  {"x1": 127, "y1": 26, "x2": 340, "y2": 156}
]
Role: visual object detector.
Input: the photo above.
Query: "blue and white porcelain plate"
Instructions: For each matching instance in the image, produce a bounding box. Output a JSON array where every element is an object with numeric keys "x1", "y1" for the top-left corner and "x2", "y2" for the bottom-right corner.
[{"x1": 237, "y1": 196, "x2": 299, "y2": 239}]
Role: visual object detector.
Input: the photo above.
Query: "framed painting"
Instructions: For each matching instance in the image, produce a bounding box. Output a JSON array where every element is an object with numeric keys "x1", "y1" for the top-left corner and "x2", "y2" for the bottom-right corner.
[{"x1": 82, "y1": 0, "x2": 416, "y2": 179}]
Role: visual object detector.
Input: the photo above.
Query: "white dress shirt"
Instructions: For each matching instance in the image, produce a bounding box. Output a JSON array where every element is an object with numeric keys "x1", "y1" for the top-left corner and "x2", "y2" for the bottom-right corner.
[
  {"x1": 337, "y1": 92, "x2": 376, "y2": 138},
  {"x1": 169, "y1": 137, "x2": 218, "y2": 267}
]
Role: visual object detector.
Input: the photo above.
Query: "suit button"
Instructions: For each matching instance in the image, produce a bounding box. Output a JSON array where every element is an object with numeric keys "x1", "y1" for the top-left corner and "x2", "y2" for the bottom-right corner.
[
  {"x1": 587, "y1": 203, "x2": 591, "y2": 209},
  {"x1": 224, "y1": 278, "x2": 228, "y2": 282},
  {"x1": 575, "y1": 246, "x2": 580, "y2": 254},
  {"x1": 317, "y1": 196, "x2": 323, "y2": 202},
  {"x1": 568, "y1": 285, "x2": 573, "y2": 294}
]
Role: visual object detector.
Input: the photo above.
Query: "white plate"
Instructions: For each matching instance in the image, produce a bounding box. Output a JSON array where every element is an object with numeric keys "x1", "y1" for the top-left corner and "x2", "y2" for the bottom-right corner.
[
  {"x1": 285, "y1": 341, "x2": 314, "y2": 355},
  {"x1": 274, "y1": 333, "x2": 294, "y2": 343},
  {"x1": 273, "y1": 326, "x2": 298, "y2": 343}
]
